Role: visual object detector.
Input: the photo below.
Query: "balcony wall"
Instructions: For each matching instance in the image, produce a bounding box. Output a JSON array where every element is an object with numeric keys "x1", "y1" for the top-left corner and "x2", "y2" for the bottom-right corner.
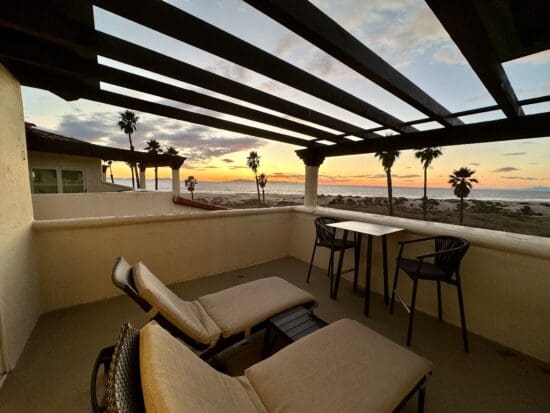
[
  {"x1": 290, "y1": 206, "x2": 550, "y2": 363},
  {"x1": 32, "y1": 192, "x2": 198, "y2": 219},
  {"x1": 33, "y1": 208, "x2": 292, "y2": 311}
]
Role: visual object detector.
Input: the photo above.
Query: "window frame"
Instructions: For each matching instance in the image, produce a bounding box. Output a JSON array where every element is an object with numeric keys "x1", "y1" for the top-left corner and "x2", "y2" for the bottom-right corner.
[{"x1": 30, "y1": 167, "x2": 87, "y2": 194}]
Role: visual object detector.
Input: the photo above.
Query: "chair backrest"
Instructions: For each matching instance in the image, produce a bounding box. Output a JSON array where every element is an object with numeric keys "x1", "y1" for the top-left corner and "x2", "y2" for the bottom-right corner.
[
  {"x1": 112, "y1": 257, "x2": 152, "y2": 312},
  {"x1": 434, "y1": 236, "x2": 470, "y2": 275},
  {"x1": 314, "y1": 217, "x2": 338, "y2": 244},
  {"x1": 106, "y1": 323, "x2": 145, "y2": 413}
]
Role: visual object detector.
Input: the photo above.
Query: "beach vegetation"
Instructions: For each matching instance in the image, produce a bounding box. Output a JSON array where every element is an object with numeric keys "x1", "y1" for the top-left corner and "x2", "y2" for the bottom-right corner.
[
  {"x1": 374, "y1": 150, "x2": 400, "y2": 216},
  {"x1": 118, "y1": 110, "x2": 140, "y2": 188},
  {"x1": 449, "y1": 167, "x2": 478, "y2": 225}
]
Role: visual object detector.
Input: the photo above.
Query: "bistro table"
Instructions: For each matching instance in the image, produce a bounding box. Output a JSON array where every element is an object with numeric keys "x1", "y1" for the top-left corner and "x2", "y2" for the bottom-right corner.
[{"x1": 327, "y1": 221, "x2": 404, "y2": 316}]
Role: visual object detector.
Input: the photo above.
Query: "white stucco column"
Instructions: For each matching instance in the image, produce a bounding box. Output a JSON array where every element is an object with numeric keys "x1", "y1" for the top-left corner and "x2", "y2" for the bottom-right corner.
[
  {"x1": 298, "y1": 150, "x2": 325, "y2": 208},
  {"x1": 139, "y1": 166, "x2": 146, "y2": 190},
  {"x1": 171, "y1": 167, "x2": 181, "y2": 195},
  {"x1": 304, "y1": 165, "x2": 320, "y2": 207}
]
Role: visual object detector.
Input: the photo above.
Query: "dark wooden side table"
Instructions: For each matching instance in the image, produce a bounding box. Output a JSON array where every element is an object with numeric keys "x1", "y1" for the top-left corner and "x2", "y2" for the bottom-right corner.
[{"x1": 262, "y1": 305, "x2": 328, "y2": 358}]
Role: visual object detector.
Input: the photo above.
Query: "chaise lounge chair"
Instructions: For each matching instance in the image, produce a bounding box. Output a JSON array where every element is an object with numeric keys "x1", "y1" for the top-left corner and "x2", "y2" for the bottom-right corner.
[
  {"x1": 111, "y1": 256, "x2": 317, "y2": 358},
  {"x1": 105, "y1": 320, "x2": 432, "y2": 413}
]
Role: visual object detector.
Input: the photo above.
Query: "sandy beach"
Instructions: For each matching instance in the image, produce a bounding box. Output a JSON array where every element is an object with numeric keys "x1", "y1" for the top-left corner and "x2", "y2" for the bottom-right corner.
[{"x1": 193, "y1": 192, "x2": 550, "y2": 237}]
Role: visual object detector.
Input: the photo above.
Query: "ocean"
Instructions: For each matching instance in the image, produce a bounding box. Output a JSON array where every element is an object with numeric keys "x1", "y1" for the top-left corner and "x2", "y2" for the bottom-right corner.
[{"x1": 113, "y1": 178, "x2": 550, "y2": 202}]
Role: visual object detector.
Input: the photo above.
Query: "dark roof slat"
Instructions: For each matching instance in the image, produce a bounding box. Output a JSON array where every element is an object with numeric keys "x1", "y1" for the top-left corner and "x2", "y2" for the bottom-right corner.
[
  {"x1": 93, "y1": 0, "x2": 415, "y2": 133},
  {"x1": 300, "y1": 112, "x2": 550, "y2": 157},
  {"x1": 244, "y1": 0, "x2": 462, "y2": 127},
  {"x1": 427, "y1": 0, "x2": 524, "y2": 118}
]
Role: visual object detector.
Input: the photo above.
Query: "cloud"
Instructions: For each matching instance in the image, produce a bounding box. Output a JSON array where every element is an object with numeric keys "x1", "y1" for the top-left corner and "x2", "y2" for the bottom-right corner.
[
  {"x1": 492, "y1": 167, "x2": 519, "y2": 172},
  {"x1": 432, "y1": 44, "x2": 465, "y2": 65},
  {"x1": 509, "y1": 49, "x2": 550, "y2": 65},
  {"x1": 222, "y1": 158, "x2": 235, "y2": 163},
  {"x1": 529, "y1": 162, "x2": 539, "y2": 165},
  {"x1": 206, "y1": 60, "x2": 252, "y2": 84},
  {"x1": 395, "y1": 174, "x2": 420, "y2": 178},
  {"x1": 53, "y1": 111, "x2": 266, "y2": 163},
  {"x1": 271, "y1": 172, "x2": 305, "y2": 180},
  {"x1": 229, "y1": 166, "x2": 248, "y2": 170},
  {"x1": 469, "y1": 162, "x2": 480, "y2": 166},
  {"x1": 501, "y1": 176, "x2": 540, "y2": 181},
  {"x1": 503, "y1": 152, "x2": 527, "y2": 156}
]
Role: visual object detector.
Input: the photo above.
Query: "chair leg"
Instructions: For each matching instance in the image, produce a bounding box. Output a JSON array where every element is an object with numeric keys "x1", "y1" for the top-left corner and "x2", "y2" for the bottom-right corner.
[
  {"x1": 418, "y1": 384, "x2": 426, "y2": 413},
  {"x1": 328, "y1": 249, "x2": 335, "y2": 296},
  {"x1": 389, "y1": 267, "x2": 400, "y2": 314},
  {"x1": 456, "y1": 272, "x2": 469, "y2": 352},
  {"x1": 436, "y1": 280, "x2": 443, "y2": 321},
  {"x1": 306, "y1": 244, "x2": 317, "y2": 283},
  {"x1": 406, "y1": 279, "x2": 419, "y2": 347}
]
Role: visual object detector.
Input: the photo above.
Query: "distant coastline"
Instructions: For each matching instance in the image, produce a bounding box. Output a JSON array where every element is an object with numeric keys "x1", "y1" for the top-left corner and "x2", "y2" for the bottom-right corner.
[{"x1": 114, "y1": 178, "x2": 550, "y2": 202}]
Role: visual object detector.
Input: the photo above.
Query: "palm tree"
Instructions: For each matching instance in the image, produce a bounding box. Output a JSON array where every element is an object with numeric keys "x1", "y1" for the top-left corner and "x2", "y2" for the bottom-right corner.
[
  {"x1": 118, "y1": 110, "x2": 140, "y2": 188},
  {"x1": 257, "y1": 173, "x2": 268, "y2": 206},
  {"x1": 415, "y1": 147, "x2": 442, "y2": 219},
  {"x1": 449, "y1": 167, "x2": 478, "y2": 225},
  {"x1": 104, "y1": 160, "x2": 114, "y2": 183},
  {"x1": 185, "y1": 176, "x2": 198, "y2": 200},
  {"x1": 374, "y1": 150, "x2": 400, "y2": 216},
  {"x1": 165, "y1": 146, "x2": 179, "y2": 156},
  {"x1": 246, "y1": 151, "x2": 261, "y2": 206},
  {"x1": 144, "y1": 138, "x2": 162, "y2": 190}
]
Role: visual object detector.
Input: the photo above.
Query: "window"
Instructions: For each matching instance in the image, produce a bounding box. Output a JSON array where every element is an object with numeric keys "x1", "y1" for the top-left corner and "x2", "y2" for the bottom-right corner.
[
  {"x1": 31, "y1": 168, "x2": 86, "y2": 193},
  {"x1": 61, "y1": 170, "x2": 85, "y2": 193},
  {"x1": 31, "y1": 169, "x2": 58, "y2": 193}
]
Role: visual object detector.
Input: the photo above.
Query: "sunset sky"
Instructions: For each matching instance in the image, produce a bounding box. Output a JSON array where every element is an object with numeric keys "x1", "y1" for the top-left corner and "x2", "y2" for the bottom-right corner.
[{"x1": 21, "y1": 0, "x2": 550, "y2": 189}]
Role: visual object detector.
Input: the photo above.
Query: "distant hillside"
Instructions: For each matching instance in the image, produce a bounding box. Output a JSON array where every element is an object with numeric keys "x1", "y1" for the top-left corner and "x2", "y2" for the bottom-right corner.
[{"x1": 528, "y1": 186, "x2": 550, "y2": 191}]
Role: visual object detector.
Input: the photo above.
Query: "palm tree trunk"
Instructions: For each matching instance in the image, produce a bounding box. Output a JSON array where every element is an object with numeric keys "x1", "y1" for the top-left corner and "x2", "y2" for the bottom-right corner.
[
  {"x1": 128, "y1": 133, "x2": 140, "y2": 188},
  {"x1": 130, "y1": 166, "x2": 135, "y2": 188},
  {"x1": 459, "y1": 197, "x2": 464, "y2": 225},
  {"x1": 191, "y1": 190, "x2": 194, "y2": 200},
  {"x1": 109, "y1": 167, "x2": 114, "y2": 184},
  {"x1": 154, "y1": 167, "x2": 158, "y2": 190},
  {"x1": 422, "y1": 166, "x2": 428, "y2": 220},
  {"x1": 255, "y1": 172, "x2": 261, "y2": 206},
  {"x1": 386, "y1": 170, "x2": 394, "y2": 216},
  {"x1": 262, "y1": 189, "x2": 265, "y2": 206}
]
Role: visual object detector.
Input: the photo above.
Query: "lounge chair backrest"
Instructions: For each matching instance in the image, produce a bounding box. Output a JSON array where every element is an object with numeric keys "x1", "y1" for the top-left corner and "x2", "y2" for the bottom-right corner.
[
  {"x1": 106, "y1": 323, "x2": 145, "y2": 413},
  {"x1": 133, "y1": 262, "x2": 221, "y2": 348},
  {"x1": 111, "y1": 257, "x2": 152, "y2": 312},
  {"x1": 314, "y1": 216, "x2": 338, "y2": 244},
  {"x1": 434, "y1": 236, "x2": 470, "y2": 275}
]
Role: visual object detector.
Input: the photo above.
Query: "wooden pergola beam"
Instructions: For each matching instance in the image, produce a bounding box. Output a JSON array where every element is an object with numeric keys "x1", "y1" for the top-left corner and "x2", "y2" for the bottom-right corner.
[
  {"x1": 298, "y1": 112, "x2": 550, "y2": 157},
  {"x1": 244, "y1": 0, "x2": 461, "y2": 127},
  {"x1": 427, "y1": 0, "x2": 524, "y2": 118},
  {"x1": 94, "y1": 0, "x2": 416, "y2": 133}
]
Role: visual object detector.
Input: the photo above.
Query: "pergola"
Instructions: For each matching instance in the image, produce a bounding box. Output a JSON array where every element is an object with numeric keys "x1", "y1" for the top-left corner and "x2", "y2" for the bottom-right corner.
[{"x1": 1, "y1": 0, "x2": 549, "y2": 205}]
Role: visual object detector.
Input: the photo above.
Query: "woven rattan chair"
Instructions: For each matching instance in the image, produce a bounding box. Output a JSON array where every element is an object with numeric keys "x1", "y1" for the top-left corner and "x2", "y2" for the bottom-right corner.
[
  {"x1": 389, "y1": 236, "x2": 470, "y2": 351},
  {"x1": 306, "y1": 217, "x2": 358, "y2": 296}
]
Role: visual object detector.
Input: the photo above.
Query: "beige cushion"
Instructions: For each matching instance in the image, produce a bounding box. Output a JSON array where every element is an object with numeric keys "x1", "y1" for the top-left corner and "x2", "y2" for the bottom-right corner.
[
  {"x1": 245, "y1": 319, "x2": 432, "y2": 413},
  {"x1": 140, "y1": 323, "x2": 265, "y2": 413},
  {"x1": 134, "y1": 262, "x2": 221, "y2": 347},
  {"x1": 199, "y1": 277, "x2": 315, "y2": 338}
]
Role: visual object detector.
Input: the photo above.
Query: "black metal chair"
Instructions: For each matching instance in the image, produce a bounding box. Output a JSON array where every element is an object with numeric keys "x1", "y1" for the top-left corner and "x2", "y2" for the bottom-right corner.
[
  {"x1": 306, "y1": 217, "x2": 358, "y2": 297},
  {"x1": 389, "y1": 236, "x2": 470, "y2": 351}
]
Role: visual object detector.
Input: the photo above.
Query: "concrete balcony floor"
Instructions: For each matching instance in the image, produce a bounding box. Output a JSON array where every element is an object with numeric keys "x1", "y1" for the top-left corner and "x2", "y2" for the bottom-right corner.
[{"x1": 0, "y1": 257, "x2": 549, "y2": 412}]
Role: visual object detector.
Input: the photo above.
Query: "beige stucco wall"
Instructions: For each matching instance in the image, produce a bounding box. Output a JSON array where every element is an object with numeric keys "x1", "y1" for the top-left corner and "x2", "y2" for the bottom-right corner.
[
  {"x1": 290, "y1": 206, "x2": 550, "y2": 363},
  {"x1": 0, "y1": 65, "x2": 40, "y2": 372},
  {"x1": 27, "y1": 151, "x2": 131, "y2": 193},
  {"x1": 32, "y1": 192, "x2": 199, "y2": 220},
  {"x1": 33, "y1": 208, "x2": 292, "y2": 312}
]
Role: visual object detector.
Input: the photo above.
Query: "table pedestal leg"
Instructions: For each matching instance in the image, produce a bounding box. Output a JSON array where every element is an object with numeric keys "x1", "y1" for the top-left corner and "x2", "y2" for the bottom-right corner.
[
  {"x1": 364, "y1": 235, "x2": 373, "y2": 316},
  {"x1": 331, "y1": 229, "x2": 348, "y2": 299},
  {"x1": 353, "y1": 233, "x2": 362, "y2": 293},
  {"x1": 382, "y1": 234, "x2": 389, "y2": 304}
]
